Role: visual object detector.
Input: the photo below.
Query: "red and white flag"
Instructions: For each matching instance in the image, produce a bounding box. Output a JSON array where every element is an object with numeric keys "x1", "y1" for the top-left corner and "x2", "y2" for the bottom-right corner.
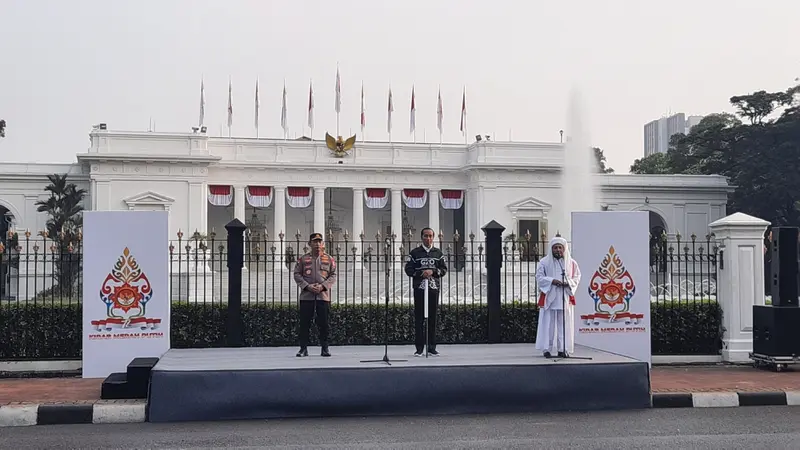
[
  {"x1": 410, "y1": 85, "x2": 416, "y2": 134},
  {"x1": 360, "y1": 82, "x2": 365, "y2": 134},
  {"x1": 460, "y1": 87, "x2": 467, "y2": 135},
  {"x1": 387, "y1": 86, "x2": 394, "y2": 134},
  {"x1": 436, "y1": 88, "x2": 443, "y2": 134},
  {"x1": 307, "y1": 80, "x2": 314, "y2": 131},
  {"x1": 335, "y1": 67, "x2": 341, "y2": 114}
]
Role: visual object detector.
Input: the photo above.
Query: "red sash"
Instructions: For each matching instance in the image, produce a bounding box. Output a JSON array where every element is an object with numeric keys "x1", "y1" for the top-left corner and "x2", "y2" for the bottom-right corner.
[{"x1": 538, "y1": 292, "x2": 575, "y2": 307}]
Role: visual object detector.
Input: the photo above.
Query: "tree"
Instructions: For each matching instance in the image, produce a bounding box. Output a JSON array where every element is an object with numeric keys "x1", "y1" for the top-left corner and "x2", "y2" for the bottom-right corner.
[
  {"x1": 593, "y1": 147, "x2": 614, "y2": 173},
  {"x1": 629, "y1": 83, "x2": 800, "y2": 227},
  {"x1": 629, "y1": 152, "x2": 673, "y2": 174},
  {"x1": 0, "y1": 119, "x2": 5, "y2": 138},
  {"x1": 35, "y1": 174, "x2": 88, "y2": 296},
  {"x1": 730, "y1": 90, "x2": 794, "y2": 125}
]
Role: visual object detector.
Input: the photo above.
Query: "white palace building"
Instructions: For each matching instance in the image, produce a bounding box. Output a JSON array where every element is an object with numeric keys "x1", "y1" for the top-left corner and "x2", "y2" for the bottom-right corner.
[{"x1": 1, "y1": 127, "x2": 732, "y2": 250}]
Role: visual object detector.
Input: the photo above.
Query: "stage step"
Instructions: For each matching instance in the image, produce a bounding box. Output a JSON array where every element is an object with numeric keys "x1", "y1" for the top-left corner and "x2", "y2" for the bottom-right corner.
[{"x1": 100, "y1": 357, "x2": 159, "y2": 400}]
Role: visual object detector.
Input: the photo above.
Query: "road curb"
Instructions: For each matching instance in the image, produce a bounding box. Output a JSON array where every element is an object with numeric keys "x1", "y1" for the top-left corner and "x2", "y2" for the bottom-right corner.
[
  {"x1": 2, "y1": 392, "x2": 798, "y2": 426},
  {"x1": 0, "y1": 401, "x2": 145, "y2": 427},
  {"x1": 652, "y1": 391, "x2": 800, "y2": 408}
]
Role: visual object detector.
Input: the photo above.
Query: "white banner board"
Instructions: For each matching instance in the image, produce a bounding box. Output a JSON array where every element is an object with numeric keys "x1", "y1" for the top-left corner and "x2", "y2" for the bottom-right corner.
[
  {"x1": 82, "y1": 210, "x2": 170, "y2": 378},
  {"x1": 571, "y1": 211, "x2": 651, "y2": 364}
]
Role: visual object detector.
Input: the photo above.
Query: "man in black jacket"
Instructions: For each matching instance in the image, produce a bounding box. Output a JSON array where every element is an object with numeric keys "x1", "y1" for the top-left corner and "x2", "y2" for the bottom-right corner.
[{"x1": 404, "y1": 227, "x2": 448, "y2": 356}]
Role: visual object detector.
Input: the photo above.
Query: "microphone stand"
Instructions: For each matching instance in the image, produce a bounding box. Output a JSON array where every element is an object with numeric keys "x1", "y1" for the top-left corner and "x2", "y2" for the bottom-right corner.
[
  {"x1": 361, "y1": 238, "x2": 407, "y2": 365},
  {"x1": 424, "y1": 278, "x2": 429, "y2": 358},
  {"x1": 553, "y1": 257, "x2": 592, "y2": 361}
]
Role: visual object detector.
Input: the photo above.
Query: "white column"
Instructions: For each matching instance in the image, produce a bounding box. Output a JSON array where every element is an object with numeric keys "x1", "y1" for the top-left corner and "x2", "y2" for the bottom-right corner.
[
  {"x1": 708, "y1": 212, "x2": 770, "y2": 363},
  {"x1": 477, "y1": 186, "x2": 485, "y2": 230},
  {"x1": 314, "y1": 187, "x2": 326, "y2": 235},
  {"x1": 90, "y1": 179, "x2": 97, "y2": 210},
  {"x1": 188, "y1": 182, "x2": 205, "y2": 234},
  {"x1": 352, "y1": 188, "x2": 364, "y2": 260},
  {"x1": 428, "y1": 188, "x2": 440, "y2": 241},
  {"x1": 233, "y1": 185, "x2": 247, "y2": 271},
  {"x1": 463, "y1": 189, "x2": 471, "y2": 238},
  {"x1": 234, "y1": 185, "x2": 246, "y2": 223},
  {"x1": 391, "y1": 188, "x2": 402, "y2": 240},
  {"x1": 200, "y1": 182, "x2": 208, "y2": 233},
  {"x1": 273, "y1": 186, "x2": 287, "y2": 271}
]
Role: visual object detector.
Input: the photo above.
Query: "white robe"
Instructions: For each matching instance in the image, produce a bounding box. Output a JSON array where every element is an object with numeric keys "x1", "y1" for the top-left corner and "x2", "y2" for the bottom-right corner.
[{"x1": 534, "y1": 255, "x2": 581, "y2": 354}]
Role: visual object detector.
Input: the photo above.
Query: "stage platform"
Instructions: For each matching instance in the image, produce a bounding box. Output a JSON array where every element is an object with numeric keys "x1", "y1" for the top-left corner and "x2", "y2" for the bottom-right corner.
[{"x1": 146, "y1": 344, "x2": 651, "y2": 423}]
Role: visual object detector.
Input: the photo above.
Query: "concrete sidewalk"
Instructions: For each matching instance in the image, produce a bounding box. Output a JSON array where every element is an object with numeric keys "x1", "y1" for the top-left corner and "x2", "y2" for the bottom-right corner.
[{"x1": 3, "y1": 364, "x2": 800, "y2": 426}]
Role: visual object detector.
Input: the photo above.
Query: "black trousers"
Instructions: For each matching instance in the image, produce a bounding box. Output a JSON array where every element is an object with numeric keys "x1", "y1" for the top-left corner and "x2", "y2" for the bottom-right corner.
[
  {"x1": 413, "y1": 286, "x2": 439, "y2": 352},
  {"x1": 299, "y1": 300, "x2": 330, "y2": 347}
]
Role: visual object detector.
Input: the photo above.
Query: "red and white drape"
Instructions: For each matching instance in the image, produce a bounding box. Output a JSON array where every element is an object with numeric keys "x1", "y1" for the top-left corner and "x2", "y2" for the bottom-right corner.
[
  {"x1": 246, "y1": 186, "x2": 272, "y2": 208},
  {"x1": 402, "y1": 189, "x2": 427, "y2": 209},
  {"x1": 439, "y1": 190, "x2": 464, "y2": 209},
  {"x1": 208, "y1": 185, "x2": 233, "y2": 206},
  {"x1": 287, "y1": 187, "x2": 312, "y2": 208},
  {"x1": 364, "y1": 188, "x2": 389, "y2": 209}
]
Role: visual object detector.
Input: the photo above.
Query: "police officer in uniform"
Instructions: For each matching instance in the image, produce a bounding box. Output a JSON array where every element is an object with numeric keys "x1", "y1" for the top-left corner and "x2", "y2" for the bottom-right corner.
[
  {"x1": 404, "y1": 227, "x2": 448, "y2": 356},
  {"x1": 293, "y1": 232, "x2": 338, "y2": 357}
]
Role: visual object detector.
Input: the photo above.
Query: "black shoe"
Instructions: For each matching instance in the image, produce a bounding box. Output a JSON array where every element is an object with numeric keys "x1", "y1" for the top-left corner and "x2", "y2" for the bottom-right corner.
[
  {"x1": 557, "y1": 351, "x2": 567, "y2": 358},
  {"x1": 414, "y1": 349, "x2": 423, "y2": 357},
  {"x1": 543, "y1": 351, "x2": 552, "y2": 358},
  {"x1": 321, "y1": 346, "x2": 331, "y2": 357},
  {"x1": 428, "y1": 348, "x2": 440, "y2": 356},
  {"x1": 296, "y1": 347, "x2": 308, "y2": 357}
]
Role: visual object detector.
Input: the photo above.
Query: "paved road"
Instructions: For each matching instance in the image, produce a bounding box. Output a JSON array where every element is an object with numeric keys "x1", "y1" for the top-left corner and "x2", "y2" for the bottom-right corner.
[{"x1": 4, "y1": 407, "x2": 800, "y2": 449}]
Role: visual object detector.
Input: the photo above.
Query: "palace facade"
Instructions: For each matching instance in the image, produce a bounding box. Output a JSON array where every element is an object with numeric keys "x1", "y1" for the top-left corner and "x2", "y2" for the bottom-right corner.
[{"x1": 0, "y1": 128, "x2": 733, "y2": 247}]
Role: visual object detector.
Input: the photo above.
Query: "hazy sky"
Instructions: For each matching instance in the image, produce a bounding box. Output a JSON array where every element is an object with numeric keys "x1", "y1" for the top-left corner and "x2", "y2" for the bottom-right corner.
[{"x1": 0, "y1": 0, "x2": 797, "y2": 172}]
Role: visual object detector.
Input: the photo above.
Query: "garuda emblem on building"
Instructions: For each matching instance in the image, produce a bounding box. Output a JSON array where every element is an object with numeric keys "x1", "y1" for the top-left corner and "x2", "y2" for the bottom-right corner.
[{"x1": 325, "y1": 133, "x2": 356, "y2": 158}]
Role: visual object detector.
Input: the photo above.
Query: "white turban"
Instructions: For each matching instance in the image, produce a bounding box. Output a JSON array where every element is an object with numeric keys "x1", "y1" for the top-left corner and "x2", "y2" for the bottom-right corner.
[{"x1": 547, "y1": 236, "x2": 575, "y2": 278}]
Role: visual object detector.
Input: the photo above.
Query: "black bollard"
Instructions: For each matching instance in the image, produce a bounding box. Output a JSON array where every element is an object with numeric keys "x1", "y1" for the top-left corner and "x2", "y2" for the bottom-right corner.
[
  {"x1": 482, "y1": 220, "x2": 505, "y2": 343},
  {"x1": 225, "y1": 218, "x2": 247, "y2": 347}
]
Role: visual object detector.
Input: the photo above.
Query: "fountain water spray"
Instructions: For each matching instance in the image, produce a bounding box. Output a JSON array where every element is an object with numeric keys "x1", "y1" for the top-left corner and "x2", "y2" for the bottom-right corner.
[{"x1": 559, "y1": 87, "x2": 599, "y2": 241}]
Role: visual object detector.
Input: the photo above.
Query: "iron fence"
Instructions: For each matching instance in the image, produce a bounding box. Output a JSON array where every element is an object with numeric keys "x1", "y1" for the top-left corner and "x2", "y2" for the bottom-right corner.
[
  {"x1": 649, "y1": 232, "x2": 719, "y2": 302},
  {"x1": 167, "y1": 230, "x2": 551, "y2": 306},
  {"x1": 0, "y1": 228, "x2": 721, "y2": 359}
]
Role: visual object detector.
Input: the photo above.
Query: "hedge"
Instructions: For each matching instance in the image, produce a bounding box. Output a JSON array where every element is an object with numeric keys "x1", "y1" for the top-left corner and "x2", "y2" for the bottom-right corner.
[{"x1": 0, "y1": 301, "x2": 722, "y2": 360}]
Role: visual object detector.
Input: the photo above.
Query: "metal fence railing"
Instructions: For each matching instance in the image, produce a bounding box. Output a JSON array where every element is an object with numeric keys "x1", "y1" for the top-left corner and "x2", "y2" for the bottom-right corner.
[{"x1": 0, "y1": 228, "x2": 720, "y2": 359}]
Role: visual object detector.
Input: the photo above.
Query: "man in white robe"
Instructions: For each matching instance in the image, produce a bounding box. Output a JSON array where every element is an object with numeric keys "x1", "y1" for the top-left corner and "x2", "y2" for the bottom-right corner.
[{"x1": 535, "y1": 236, "x2": 582, "y2": 358}]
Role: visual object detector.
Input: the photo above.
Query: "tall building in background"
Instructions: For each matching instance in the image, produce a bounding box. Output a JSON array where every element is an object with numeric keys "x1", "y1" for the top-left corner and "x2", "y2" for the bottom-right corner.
[
  {"x1": 686, "y1": 115, "x2": 704, "y2": 132},
  {"x1": 643, "y1": 113, "x2": 705, "y2": 157}
]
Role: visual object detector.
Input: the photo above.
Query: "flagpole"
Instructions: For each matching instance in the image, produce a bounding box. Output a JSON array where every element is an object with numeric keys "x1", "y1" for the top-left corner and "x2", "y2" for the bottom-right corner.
[
  {"x1": 360, "y1": 81, "x2": 365, "y2": 142},
  {"x1": 227, "y1": 76, "x2": 233, "y2": 139},
  {"x1": 436, "y1": 85, "x2": 443, "y2": 148},
  {"x1": 387, "y1": 83, "x2": 393, "y2": 144},
  {"x1": 308, "y1": 78, "x2": 314, "y2": 140},
  {"x1": 199, "y1": 76, "x2": 205, "y2": 128},
  {"x1": 462, "y1": 86, "x2": 467, "y2": 145},
  {"x1": 335, "y1": 64, "x2": 341, "y2": 137},
  {"x1": 255, "y1": 77, "x2": 260, "y2": 138},
  {"x1": 281, "y1": 79, "x2": 288, "y2": 142}
]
